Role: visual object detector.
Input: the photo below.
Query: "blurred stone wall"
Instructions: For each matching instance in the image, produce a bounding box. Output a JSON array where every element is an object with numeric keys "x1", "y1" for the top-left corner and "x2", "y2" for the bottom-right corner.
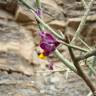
[{"x1": 0, "y1": 0, "x2": 96, "y2": 96}]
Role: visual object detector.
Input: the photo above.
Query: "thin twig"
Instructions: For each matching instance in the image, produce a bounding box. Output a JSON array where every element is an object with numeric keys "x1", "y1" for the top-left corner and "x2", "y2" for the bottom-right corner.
[
  {"x1": 55, "y1": 49, "x2": 77, "y2": 73},
  {"x1": 66, "y1": 36, "x2": 96, "y2": 95},
  {"x1": 71, "y1": 0, "x2": 95, "y2": 43},
  {"x1": 76, "y1": 49, "x2": 96, "y2": 61},
  {"x1": 86, "y1": 60, "x2": 96, "y2": 77},
  {"x1": 78, "y1": 37, "x2": 92, "y2": 50},
  {"x1": 35, "y1": 0, "x2": 44, "y2": 31},
  {"x1": 60, "y1": 41, "x2": 89, "y2": 52},
  {"x1": 81, "y1": 0, "x2": 88, "y2": 9},
  {"x1": 35, "y1": 69, "x2": 70, "y2": 73}
]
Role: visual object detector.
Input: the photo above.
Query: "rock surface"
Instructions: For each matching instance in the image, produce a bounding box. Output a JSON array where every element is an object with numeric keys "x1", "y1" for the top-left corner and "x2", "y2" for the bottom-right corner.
[
  {"x1": 0, "y1": 8, "x2": 36, "y2": 76},
  {"x1": 0, "y1": 0, "x2": 96, "y2": 96}
]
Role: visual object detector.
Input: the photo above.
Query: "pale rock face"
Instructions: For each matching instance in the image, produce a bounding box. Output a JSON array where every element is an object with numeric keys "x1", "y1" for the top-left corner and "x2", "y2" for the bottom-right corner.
[
  {"x1": 0, "y1": 9, "x2": 36, "y2": 76},
  {"x1": 0, "y1": 0, "x2": 96, "y2": 96},
  {"x1": 0, "y1": 18, "x2": 35, "y2": 62}
]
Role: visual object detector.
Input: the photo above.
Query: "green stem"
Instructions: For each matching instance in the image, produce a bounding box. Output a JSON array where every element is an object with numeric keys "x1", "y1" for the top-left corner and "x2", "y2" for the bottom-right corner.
[
  {"x1": 78, "y1": 37, "x2": 92, "y2": 50},
  {"x1": 60, "y1": 41, "x2": 89, "y2": 52},
  {"x1": 76, "y1": 49, "x2": 96, "y2": 61},
  {"x1": 55, "y1": 49, "x2": 77, "y2": 73},
  {"x1": 71, "y1": 0, "x2": 95, "y2": 43},
  {"x1": 81, "y1": 0, "x2": 88, "y2": 9},
  {"x1": 87, "y1": 62, "x2": 96, "y2": 77},
  {"x1": 36, "y1": 0, "x2": 41, "y2": 8},
  {"x1": 19, "y1": 0, "x2": 64, "y2": 40},
  {"x1": 35, "y1": 0, "x2": 44, "y2": 31}
]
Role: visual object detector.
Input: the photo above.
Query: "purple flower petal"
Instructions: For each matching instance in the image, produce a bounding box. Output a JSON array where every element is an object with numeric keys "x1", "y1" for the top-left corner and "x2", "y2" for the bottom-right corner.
[
  {"x1": 40, "y1": 32, "x2": 55, "y2": 41},
  {"x1": 36, "y1": 9, "x2": 41, "y2": 16},
  {"x1": 39, "y1": 31, "x2": 60, "y2": 56},
  {"x1": 39, "y1": 31, "x2": 45, "y2": 37},
  {"x1": 46, "y1": 63, "x2": 54, "y2": 70},
  {"x1": 40, "y1": 42, "x2": 55, "y2": 52}
]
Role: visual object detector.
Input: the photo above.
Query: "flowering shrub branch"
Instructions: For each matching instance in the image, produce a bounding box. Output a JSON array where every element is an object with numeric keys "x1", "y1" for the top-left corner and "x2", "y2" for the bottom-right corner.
[{"x1": 19, "y1": 0, "x2": 96, "y2": 95}]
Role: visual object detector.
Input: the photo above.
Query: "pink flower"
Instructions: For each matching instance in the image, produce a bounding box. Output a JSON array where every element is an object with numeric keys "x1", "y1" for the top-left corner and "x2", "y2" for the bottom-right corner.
[{"x1": 39, "y1": 31, "x2": 60, "y2": 56}]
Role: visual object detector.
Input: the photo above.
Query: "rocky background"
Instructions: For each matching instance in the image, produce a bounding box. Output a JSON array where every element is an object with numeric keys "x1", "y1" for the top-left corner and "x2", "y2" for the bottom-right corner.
[{"x1": 0, "y1": 0, "x2": 96, "y2": 96}]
